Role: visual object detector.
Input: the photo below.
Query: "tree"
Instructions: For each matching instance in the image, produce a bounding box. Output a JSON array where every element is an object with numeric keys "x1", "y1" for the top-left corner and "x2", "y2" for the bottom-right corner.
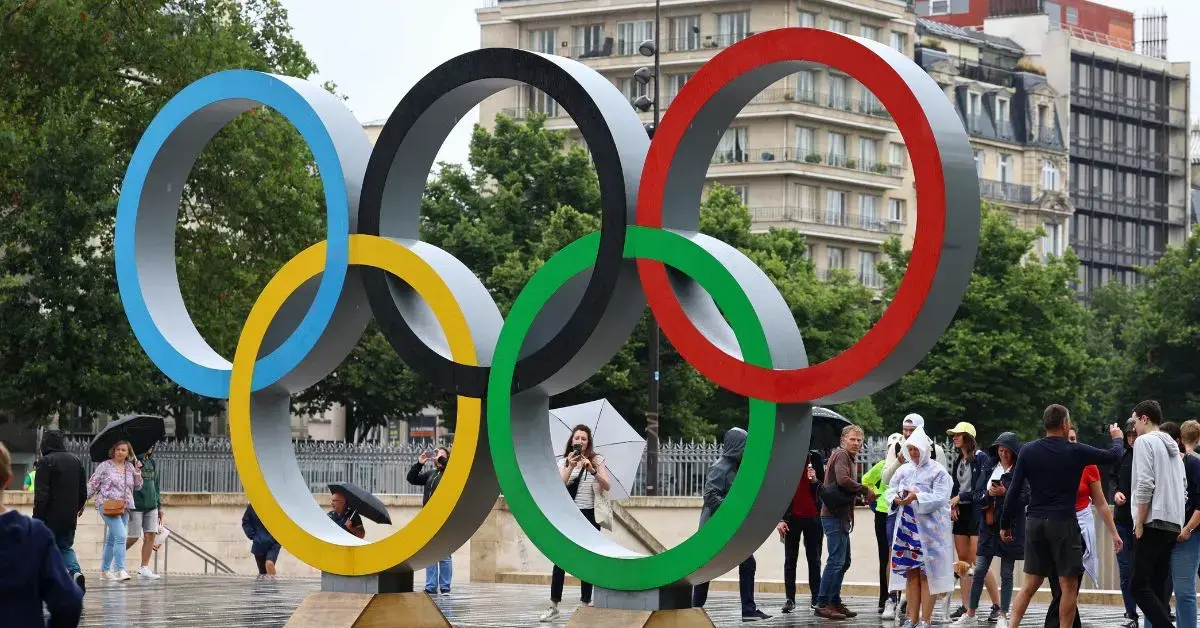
[
  {"x1": 0, "y1": 0, "x2": 329, "y2": 431},
  {"x1": 873, "y1": 205, "x2": 1093, "y2": 442}
]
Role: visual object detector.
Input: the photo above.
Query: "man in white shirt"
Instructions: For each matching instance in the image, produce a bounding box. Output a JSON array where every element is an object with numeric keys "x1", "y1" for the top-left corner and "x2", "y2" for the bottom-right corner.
[{"x1": 1129, "y1": 400, "x2": 1187, "y2": 628}]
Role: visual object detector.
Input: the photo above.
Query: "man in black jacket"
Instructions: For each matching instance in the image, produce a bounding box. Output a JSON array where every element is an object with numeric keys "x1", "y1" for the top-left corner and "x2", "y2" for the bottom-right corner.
[
  {"x1": 1109, "y1": 419, "x2": 1139, "y2": 628},
  {"x1": 31, "y1": 430, "x2": 86, "y2": 593},
  {"x1": 408, "y1": 447, "x2": 452, "y2": 594}
]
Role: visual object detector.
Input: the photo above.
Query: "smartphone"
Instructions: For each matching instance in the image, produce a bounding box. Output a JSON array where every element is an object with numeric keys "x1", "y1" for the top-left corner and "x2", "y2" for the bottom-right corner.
[{"x1": 572, "y1": 443, "x2": 583, "y2": 454}]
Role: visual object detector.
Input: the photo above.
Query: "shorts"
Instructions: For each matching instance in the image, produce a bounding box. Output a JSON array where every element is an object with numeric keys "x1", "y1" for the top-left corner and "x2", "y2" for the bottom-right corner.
[
  {"x1": 127, "y1": 509, "x2": 159, "y2": 537},
  {"x1": 952, "y1": 503, "x2": 978, "y2": 536},
  {"x1": 1023, "y1": 517, "x2": 1083, "y2": 578},
  {"x1": 254, "y1": 542, "x2": 281, "y2": 563}
]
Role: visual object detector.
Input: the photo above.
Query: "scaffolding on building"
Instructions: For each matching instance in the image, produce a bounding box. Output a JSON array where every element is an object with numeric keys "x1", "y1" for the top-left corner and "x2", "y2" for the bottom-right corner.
[{"x1": 1136, "y1": 10, "x2": 1168, "y2": 60}]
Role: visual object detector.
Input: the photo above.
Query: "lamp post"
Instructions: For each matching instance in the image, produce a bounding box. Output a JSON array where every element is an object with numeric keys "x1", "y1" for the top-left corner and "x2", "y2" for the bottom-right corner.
[{"x1": 633, "y1": 0, "x2": 661, "y2": 496}]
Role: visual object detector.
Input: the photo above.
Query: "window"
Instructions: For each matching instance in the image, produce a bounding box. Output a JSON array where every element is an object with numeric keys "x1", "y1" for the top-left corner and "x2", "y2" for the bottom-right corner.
[
  {"x1": 617, "y1": 21, "x2": 654, "y2": 56},
  {"x1": 828, "y1": 75, "x2": 849, "y2": 110},
  {"x1": 1041, "y1": 159, "x2": 1060, "y2": 191},
  {"x1": 828, "y1": 132, "x2": 847, "y2": 166},
  {"x1": 998, "y1": 154, "x2": 1012, "y2": 183},
  {"x1": 929, "y1": 0, "x2": 950, "y2": 15},
  {"x1": 574, "y1": 25, "x2": 605, "y2": 56},
  {"x1": 973, "y1": 150, "x2": 984, "y2": 176},
  {"x1": 827, "y1": 246, "x2": 845, "y2": 270},
  {"x1": 1042, "y1": 222, "x2": 1063, "y2": 260},
  {"x1": 669, "y1": 15, "x2": 700, "y2": 51},
  {"x1": 889, "y1": 143, "x2": 905, "y2": 168},
  {"x1": 1066, "y1": 7, "x2": 1079, "y2": 25},
  {"x1": 859, "y1": 251, "x2": 877, "y2": 284},
  {"x1": 828, "y1": 18, "x2": 849, "y2": 34},
  {"x1": 859, "y1": 138, "x2": 879, "y2": 169},
  {"x1": 890, "y1": 31, "x2": 907, "y2": 53},
  {"x1": 716, "y1": 127, "x2": 749, "y2": 163},
  {"x1": 529, "y1": 29, "x2": 557, "y2": 55},
  {"x1": 618, "y1": 77, "x2": 650, "y2": 102},
  {"x1": 525, "y1": 86, "x2": 558, "y2": 116},
  {"x1": 826, "y1": 189, "x2": 847, "y2": 226},
  {"x1": 793, "y1": 183, "x2": 818, "y2": 210},
  {"x1": 859, "y1": 194, "x2": 879, "y2": 228},
  {"x1": 996, "y1": 98, "x2": 1009, "y2": 126},
  {"x1": 1037, "y1": 104, "x2": 1049, "y2": 133},
  {"x1": 967, "y1": 92, "x2": 981, "y2": 118},
  {"x1": 731, "y1": 185, "x2": 749, "y2": 205},
  {"x1": 795, "y1": 70, "x2": 816, "y2": 102},
  {"x1": 860, "y1": 25, "x2": 880, "y2": 41},
  {"x1": 717, "y1": 12, "x2": 750, "y2": 45},
  {"x1": 796, "y1": 127, "x2": 816, "y2": 157},
  {"x1": 860, "y1": 83, "x2": 882, "y2": 116},
  {"x1": 666, "y1": 73, "x2": 691, "y2": 103},
  {"x1": 797, "y1": 11, "x2": 816, "y2": 28},
  {"x1": 887, "y1": 198, "x2": 905, "y2": 222}
]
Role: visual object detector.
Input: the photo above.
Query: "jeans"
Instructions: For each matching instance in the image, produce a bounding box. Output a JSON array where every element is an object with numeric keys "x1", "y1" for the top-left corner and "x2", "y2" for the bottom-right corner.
[
  {"x1": 970, "y1": 554, "x2": 1014, "y2": 613},
  {"x1": 425, "y1": 556, "x2": 453, "y2": 593},
  {"x1": 692, "y1": 555, "x2": 758, "y2": 615},
  {"x1": 1132, "y1": 526, "x2": 1177, "y2": 628},
  {"x1": 817, "y1": 515, "x2": 851, "y2": 607},
  {"x1": 101, "y1": 512, "x2": 129, "y2": 572},
  {"x1": 53, "y1": 528, "x2": 80, "y2": 575},
  {"x1": 783, "y1": 516, "x2": 822, "y2": 605},
  {"x1": 1170, "y1": 532, "x2": 1200, "y2": 628},
  {"x1": 551, "y1": 508, "x2": 598, "y2": 604},
  {"x1": 1116, "y1": 524, "x2": 1139, "y2": 619}
]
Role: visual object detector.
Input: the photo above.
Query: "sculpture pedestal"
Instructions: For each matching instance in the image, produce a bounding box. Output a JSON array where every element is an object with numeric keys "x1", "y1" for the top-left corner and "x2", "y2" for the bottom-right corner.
[
  {"x1": 567, "y1": 586, "x2": 714, "y2": 627},
  {"x1": 284, "y1": 572, "x2": 450, "y2": 628}
]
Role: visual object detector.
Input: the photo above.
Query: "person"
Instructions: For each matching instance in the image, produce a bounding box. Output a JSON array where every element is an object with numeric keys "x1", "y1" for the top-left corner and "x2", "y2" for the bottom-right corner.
[
  {"x1": 947, "y1": 422, "x2": 1000, "y2": 623},
  {"x1": 863, "y1": 438, "x2": 898, "y2": 618},
  {"x1": 241, "y1": 505, "x2": 281, "y2": 578},
  {"x1": 956, "y1": 432, "x2": 1026, "y2": 628},
  {"x1": 1001, "y1": 404, "x2": 1124, "y2": 628},
  {"x1": 0, "y1": 440, "x2": 83, "y2": 628},
  {"x1": 879, "y1": 433, "x2": 906, "y2": 620},
  {"x1": 886, "y1": 425, "x2": 954, "y2": 628},
  {"x1": 31, "y1": 430, "x2": 87, "y2": 593},
  {"x1": 126, "y1": 445, "x2": 162, "y2": 579},
  {"x1": 1112, "y1": 419, "x2": 1141, "y2": 628},
  {"x1": 1129, "y1": 401, "x2": 1186, "y2": 628},
  {"x1": 408, "y1": 446, "x2": 452, "y2": 595},
  {"x1": 777, "y1": 450, "x2": 824, "y2": 614},
  {"x1": 1169, "y1": 420, "x2": 1200, "y2": 628},
  {"x1": 86, "y1": 439, "x2": 144, "y2": 581},
  {"x1": 541, "y1": 425, "x2": 616, "y2": 622},
  {"x1": 23, "y1": 462, "x2": 36, "y2": 492},
  {"x1": 885, "y1": 414, "x2": 948, "y2": 483},
  {"x1": 814, "y1": 424, "x2": 875, "y2": 621},
  {"x1": 329, "y1": 490, "x2": 365, "y2": 539}
]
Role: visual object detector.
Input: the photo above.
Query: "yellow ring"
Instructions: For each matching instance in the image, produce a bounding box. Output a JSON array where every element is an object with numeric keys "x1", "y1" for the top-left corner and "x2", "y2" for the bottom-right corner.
[{"x1": 229, "y1": 234, "x2": 480, "y2": 575}]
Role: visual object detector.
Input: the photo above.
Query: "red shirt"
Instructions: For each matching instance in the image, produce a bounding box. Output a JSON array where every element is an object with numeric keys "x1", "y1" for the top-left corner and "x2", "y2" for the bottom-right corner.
[
  {"x1": 791, "y1": 471, "x2": 818, "y2": 518},
  {"x1": 1076, "y1": 464, "x2": 1099, "y2": 511}
]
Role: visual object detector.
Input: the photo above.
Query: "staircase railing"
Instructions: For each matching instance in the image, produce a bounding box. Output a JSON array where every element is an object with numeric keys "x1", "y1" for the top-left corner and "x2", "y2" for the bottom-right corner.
[{"x1": 153, "y1": 528, "x2": 235, "y2": 575}]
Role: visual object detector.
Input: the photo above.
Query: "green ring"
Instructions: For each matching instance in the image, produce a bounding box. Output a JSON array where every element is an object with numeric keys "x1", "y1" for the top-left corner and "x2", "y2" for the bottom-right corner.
[{"x1": 487, "y1": 225, "x2": 778, "y2": 590}]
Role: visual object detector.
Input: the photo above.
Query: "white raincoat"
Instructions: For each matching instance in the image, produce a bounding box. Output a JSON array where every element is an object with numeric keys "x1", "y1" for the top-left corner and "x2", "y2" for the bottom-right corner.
[{"x1": 885, "y1": 426, "x2": 955, "y2": 595}]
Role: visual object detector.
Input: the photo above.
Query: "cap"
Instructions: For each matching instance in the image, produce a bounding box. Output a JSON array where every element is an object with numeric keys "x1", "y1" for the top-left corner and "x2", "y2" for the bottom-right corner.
[
  {"x1": 946, "y1": 421, "x2": 977, "y2": 438},
  {"x1": 903, "y1": 413, "x2": 924, "y2": 428}
]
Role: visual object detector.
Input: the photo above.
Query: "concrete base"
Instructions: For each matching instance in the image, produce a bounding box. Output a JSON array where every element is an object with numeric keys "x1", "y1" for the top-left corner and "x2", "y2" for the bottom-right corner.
[
  {"x1": 566, "y1": 607, "x2": 715, "y2": 628},
  {"x1": 320, "y1": 571, "x2": 414, "y2": 594},
  {"x1": 594, "y1": 585, "x2": 694, "y2": 611},
  {"x1": 284, "y1": 591, "x2": 450, "y2": 628}
]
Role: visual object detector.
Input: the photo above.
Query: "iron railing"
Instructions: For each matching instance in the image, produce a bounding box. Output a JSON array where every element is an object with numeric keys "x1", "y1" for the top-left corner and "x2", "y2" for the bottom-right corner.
[
  {"x1": 750, "y1": 206, "x2": 905, "y2": 235},
  {"x1": 710, "y1": 146, "x2": 905, "y2": 178},
  {"x1": 979, "y1": 178, "x2": 1035, "y2": 204},
  {"x1": 154, "y1": 528, "x2": 235, "y2": 575}
]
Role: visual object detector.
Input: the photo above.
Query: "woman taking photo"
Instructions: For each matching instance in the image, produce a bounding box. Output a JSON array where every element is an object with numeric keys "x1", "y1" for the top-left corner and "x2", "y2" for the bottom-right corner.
[
  {"x1": 947, "y1": 422, "x2": 999, "y2": 622},
  {"x1": 86, "y1": 440, "x2": 143, "y2": 581},
  {"x1": 539, "y1": 425, "x2": 611, "y2": 623}
]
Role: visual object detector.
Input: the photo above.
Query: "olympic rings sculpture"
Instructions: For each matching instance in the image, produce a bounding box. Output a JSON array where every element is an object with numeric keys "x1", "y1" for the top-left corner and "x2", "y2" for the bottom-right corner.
[{"x1": 115, "y1": 28, "x2": 979, "y2": 591}]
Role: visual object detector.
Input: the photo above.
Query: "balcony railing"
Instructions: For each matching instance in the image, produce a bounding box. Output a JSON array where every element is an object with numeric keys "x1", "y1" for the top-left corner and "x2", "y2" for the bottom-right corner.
[
  {"x1": 1030, "y1": 124, "x2": 1064, "y2": 148},
  {"x1": 1069, "y1": 239, "x2": 1163, "y2": 268},
  {"x1": 1071, "y1": 87, "x2": 1187, "y2": 128},
  {"x1": 747, "y1": 88, "x2": 892, "y2": 121},
  {"x1": 750, "y1": 206, "x2": 904, "y2": 235},
  {"x1": 1070, "y1": 190, "x2": 1186, "y2": 224},
  {"x1": 1070, "y1": 137, "x2": 1188, "y2": 174},
  {"x1": 957, "y1": 60, "x2": 1014, "y2": 87},
  {"x1": 963, "y1": 115, "x2": 1016, "y2": 141},
  {"x1": 711, "y1": 146, "x2": 906, "y2": 178},
  {"x1": 978, "y1": 178, "x2": 1034, "y2": 204}
]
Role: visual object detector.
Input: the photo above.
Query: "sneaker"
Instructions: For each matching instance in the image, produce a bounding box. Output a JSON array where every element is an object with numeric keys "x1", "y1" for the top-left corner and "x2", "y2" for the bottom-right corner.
[
  {"x1": 833, "y1": 603, "x2": 858, "y2": 618},
  {"x1": 782, "y1": 599, "x2": 796, "y2": 614},
  {"x1": 953, "y1": 613, "x2": 978, "y2": 626},
  {"x1": 742, "y1": 609, "x2": 771, "y2": 622},
  {"x1": 899, "y1": 619, "x2": 915, "y2": 628},
  {"x1": 138, "y1": 566, "x2": 159, "y2": 579},
  {"x1": 102, "y1": 570, "x2": 117, "y2": 581},
  {"x1": 440, "y1": 589, "x2": 451, "y2": 595},
  {"x1": 72, "y1": 572, "x2": 85, "y2": 594},
  {"x1": 814, "y1": 605, "x2": 848, "y2": 620},
  {"x1": 951, "y1": 606, "x2": 968, "y2": 620},
  {"x1": 996, "y1": 614, "x2": 1009, "y2": 628},
  {"x1": 987, "y1": 606, "x2": 1001, "y2": 623},
  {"x1": 882, "y1": 599, "x2": 897, "y2": 621},
  {"x1": 917, "y1": 622, "x2": 932, "y2": 628},
  {"x1": 115, "y1": 570, "x2": 131, "y2": 581},
  {"x1": 810, "y1": 600, "x2": 819, "y2": 611},
  {"x1": 539, "y1": 604, "x2": 559, "y2": 622}
]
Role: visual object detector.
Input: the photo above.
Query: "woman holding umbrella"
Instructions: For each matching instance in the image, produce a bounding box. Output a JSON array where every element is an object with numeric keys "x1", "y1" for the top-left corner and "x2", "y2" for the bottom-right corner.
[{"x1": 86, "y1": 440, "x2": 143, "y2": 581}]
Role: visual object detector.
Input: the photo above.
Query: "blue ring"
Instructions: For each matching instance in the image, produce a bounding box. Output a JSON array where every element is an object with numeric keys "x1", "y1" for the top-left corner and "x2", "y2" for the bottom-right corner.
[{"x1": 115, "y1": 70, "x2": 352, "y2": 398}]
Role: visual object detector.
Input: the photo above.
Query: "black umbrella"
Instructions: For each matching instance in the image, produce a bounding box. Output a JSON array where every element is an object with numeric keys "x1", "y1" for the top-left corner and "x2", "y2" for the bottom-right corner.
[
  {"x1": 89, "y1": 415, "x2": 166, "y2": 463},
  {"x1": 811, "y1": 406, "x2": 852, "y2": 452},
  {"x1": 328, "y1": 482, "x2": 392, "y2": 525}
]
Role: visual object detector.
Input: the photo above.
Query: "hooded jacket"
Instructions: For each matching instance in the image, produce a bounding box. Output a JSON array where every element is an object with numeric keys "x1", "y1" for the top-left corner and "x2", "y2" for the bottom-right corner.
[
  {"x1": 1132, "y1": 429, "x2": 1187, "y2": 531},
  {"x1": 241, "y1": 506, "x2": 279, "y2": 555},
  {"x1": 32, "y1": 431, "x2": 86, "y2": 538},
  {"x1": 699, "y1": 428, "x2": 746, "y2": 526},
  {"x1": 0, "y1": 509, "x2": 83, "y2": 628},
  {"x1": 883, "y1": 416, "x2": 949, "y2": 483},
  {"x1": 407, "y1": 456, "x2": 447, "y2": 507},
  {"x1": 979, "y1": 432, "x2": 1028, "y2": 559}
]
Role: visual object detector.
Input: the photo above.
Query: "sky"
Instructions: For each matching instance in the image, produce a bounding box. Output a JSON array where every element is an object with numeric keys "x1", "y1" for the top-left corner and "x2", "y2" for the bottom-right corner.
[{"x1": 278, "y1": 0, "x2": 1200, "y2": 167}]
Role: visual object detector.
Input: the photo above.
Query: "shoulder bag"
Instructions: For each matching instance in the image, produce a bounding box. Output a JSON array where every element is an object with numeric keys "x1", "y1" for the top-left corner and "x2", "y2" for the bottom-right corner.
[{"x1": 102, "y1": 463, "x2": 127, "y2": 517}]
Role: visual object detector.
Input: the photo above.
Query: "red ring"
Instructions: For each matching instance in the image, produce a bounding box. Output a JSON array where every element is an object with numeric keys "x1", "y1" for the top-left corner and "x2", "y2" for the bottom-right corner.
[{"x1": 636, "y1": 28, "x2": 947, "y2": 403}]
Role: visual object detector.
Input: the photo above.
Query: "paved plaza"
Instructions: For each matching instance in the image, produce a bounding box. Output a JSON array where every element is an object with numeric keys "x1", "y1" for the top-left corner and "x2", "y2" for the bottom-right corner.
[{"x1": 75, "y1": 575, "x2": 1130, "y2": 627}]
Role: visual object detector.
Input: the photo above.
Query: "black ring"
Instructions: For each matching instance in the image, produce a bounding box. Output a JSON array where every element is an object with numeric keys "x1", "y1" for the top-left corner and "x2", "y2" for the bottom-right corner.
[{"x1": 359, "y1": 48, "x2": 647, "y2": 397}]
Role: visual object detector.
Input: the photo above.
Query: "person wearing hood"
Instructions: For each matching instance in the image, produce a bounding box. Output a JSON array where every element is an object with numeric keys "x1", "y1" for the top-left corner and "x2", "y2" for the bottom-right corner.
[
  {"x1": 408, "y1": 446, "x2": 452, "y2": 595},
  {"x1": 884, "y1": 414, "x2": 949, "y2": 484},
  {"x1": 1111, "y1": 419, "x2": 1141, "y2": 628},
  {"x1": 32, "y1": 430, "x2": 87, "y2": 593},
  {"x1": 241, "y1": 505, "x2": 281, "y2": 578},
  {"x1": 863, "y1": 435, "x2": 901, "y2": 619},
  {"x1": 692, "y1": 427, "x2": 770, "y2": 622},
  {"x1": 1129, "y1": 401, "x2": 1186, "y2": 628},
  {"x1": 885, "y1": 426, "x2": 955, "y2": 628},
  {"x1": 815, "y1": 424, "x2": 875, "y2": 621},
  {"x1": 0, "y1": 440, "x2": 84, "y2": 627}
]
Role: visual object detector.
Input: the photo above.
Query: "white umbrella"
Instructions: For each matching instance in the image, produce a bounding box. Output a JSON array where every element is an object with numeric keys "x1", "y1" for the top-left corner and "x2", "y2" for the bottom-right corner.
[{"x1": 549, "y1": 399, "x2": 645, "y2": 500}]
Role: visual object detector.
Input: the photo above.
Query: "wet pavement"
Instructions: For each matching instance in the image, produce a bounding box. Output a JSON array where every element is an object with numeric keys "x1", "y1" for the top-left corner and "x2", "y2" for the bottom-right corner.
[{"x1": 76, "y1": 575, "x2": 1129, "y2": 627}]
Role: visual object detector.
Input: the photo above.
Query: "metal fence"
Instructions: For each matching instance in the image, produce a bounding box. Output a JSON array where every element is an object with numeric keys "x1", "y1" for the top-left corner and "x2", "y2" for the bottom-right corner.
[{"x1": 62, "y1": 436, "x2": 938, "y2": 497}]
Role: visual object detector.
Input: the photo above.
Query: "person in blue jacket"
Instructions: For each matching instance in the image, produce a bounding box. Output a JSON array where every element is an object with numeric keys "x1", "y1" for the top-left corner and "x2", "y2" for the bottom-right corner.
[
  {"x1": 241, "y1": 505, "x2": 281, "y2": 577},
  {"x1": 0, "y1": 441, "x2": 83, "y2": 627}
]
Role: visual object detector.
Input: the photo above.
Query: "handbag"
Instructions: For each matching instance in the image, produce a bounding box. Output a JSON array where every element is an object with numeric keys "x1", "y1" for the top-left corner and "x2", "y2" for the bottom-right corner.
[
  {"x1": 819, "y1": 482, "x2": 855, "y2": 510},
  {"x1": 566, "y1": 469, "x2": 587, "y2": 500},
  {"x1": 102, "y1": 462, "x2": 128, "y2": 516}
]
